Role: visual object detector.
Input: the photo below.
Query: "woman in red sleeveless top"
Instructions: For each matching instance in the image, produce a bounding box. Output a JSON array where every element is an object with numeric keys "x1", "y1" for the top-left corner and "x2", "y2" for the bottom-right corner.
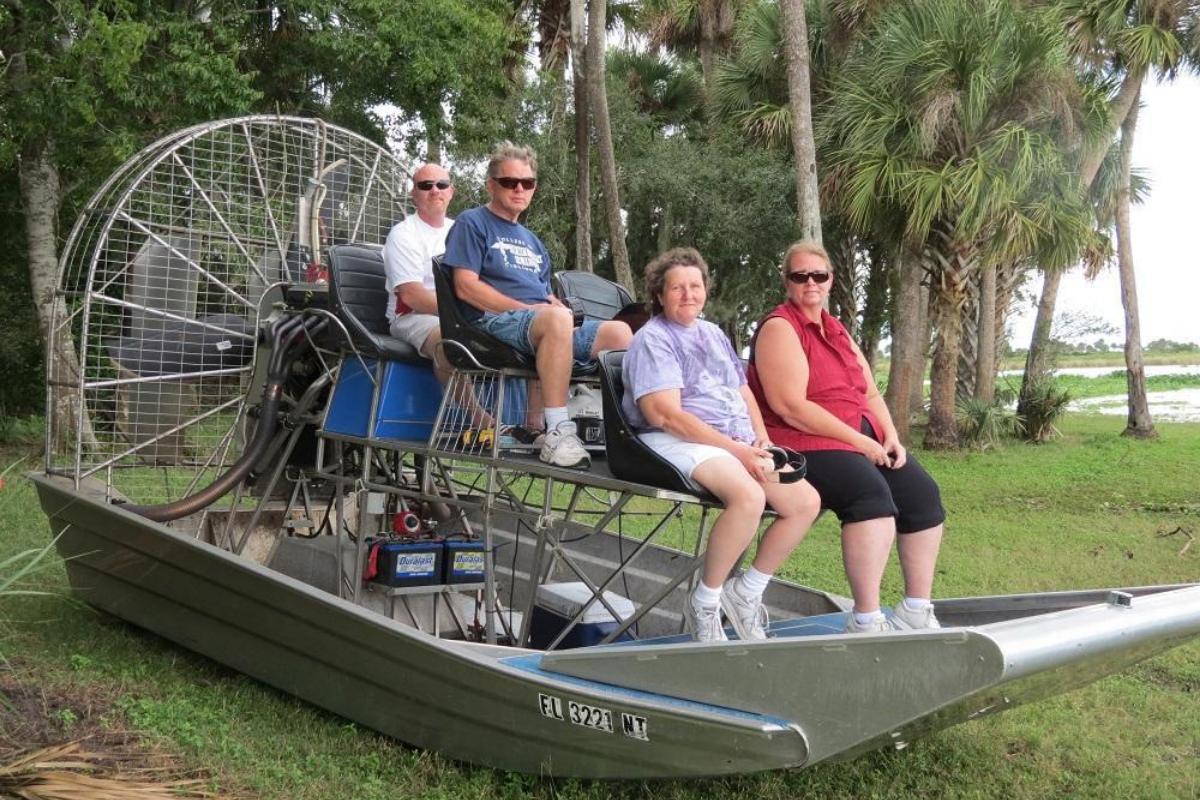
[{"x1": 746, "y1": 241, "x2": 945, "y2": 633}]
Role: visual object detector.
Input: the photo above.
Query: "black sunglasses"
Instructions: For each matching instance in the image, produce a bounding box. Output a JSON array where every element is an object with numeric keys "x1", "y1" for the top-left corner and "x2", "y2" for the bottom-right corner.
[
  {"x1": 493, "y1": 176, "x2": 537, "y2": 190},
  {"x1": 786, "y1": 271, "x2": 831, "y2": 285},
  {"x1": 414, "y1": 180, "x2": 452, "y2": 191}
]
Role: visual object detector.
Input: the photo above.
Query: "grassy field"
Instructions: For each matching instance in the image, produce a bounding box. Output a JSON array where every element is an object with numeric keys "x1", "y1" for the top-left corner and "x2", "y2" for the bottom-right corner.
[
  {"x1": 997, "y1": 351, "x2": 1200, "y2": 370},
  {"x1": 2, "y1": 412, "x2": 1198, "y2": 799}
]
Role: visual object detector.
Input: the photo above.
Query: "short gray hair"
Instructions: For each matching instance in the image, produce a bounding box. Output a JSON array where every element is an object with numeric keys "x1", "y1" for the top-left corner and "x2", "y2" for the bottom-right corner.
[
  {"x1": 487, "y1": 141, "x2": 537, "y2": 178},
  {"x1": 644, "y1": 247, "x2": 710, "y2": 316}
]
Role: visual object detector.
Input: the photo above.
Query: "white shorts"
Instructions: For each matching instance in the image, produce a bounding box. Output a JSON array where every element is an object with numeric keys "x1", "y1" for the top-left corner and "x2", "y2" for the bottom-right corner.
[
  {"x1": 389, "y1": 313, "x2": 440, "y2": 356},
  {"x1": 637, "y1": 431, "x2": 737, "y2": 478}
]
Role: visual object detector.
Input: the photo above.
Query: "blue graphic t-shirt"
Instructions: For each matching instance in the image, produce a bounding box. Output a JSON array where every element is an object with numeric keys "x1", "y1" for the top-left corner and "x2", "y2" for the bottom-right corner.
[{"x1": 442, "y1": 206, "x2": 552, "y2": 322}]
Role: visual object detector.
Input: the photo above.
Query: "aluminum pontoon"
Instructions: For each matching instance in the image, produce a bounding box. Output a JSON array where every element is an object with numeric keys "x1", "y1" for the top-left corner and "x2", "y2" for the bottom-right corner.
[{"x1": 32, "y1": 116, "x2": 1200, "y2": 779}]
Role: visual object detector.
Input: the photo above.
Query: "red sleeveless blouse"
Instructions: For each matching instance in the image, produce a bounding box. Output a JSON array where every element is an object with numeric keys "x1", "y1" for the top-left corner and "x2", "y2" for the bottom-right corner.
[{"x1": 746, "y1": 302, "x2": 880, "y2": 453}]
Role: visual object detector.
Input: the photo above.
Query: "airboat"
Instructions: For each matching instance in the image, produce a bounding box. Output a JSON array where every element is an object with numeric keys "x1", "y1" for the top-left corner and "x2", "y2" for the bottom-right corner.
[{"x1": 31, "y1": 116, "x2": 1200, "y2": 779}]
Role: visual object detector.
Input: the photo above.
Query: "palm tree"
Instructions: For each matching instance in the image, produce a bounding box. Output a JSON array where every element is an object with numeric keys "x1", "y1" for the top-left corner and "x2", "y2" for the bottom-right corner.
[
  {"x1": 607, "y1": 50, "x2": 705, "y2": 129},
  {"x1": 642, "y1": 0, "x2": 749, "y2": 111},
  {"x1": 570, "y1": 0, "x2": 593, "y2": 272},
  {"x1": 586, "y1": 0, "x2": 636, "y2": 293},
  {"x1": 780, "y1": 0, "x2": 822, "y2": 241},
  {"x1": 821, "y1": 0, "x2": 1094, "y2": 448},
  {"x1": 1114, "y1": 92, "x2": 1156, "y2": 436},
  {"x1": 1020, "y1": 0, "x2": 1199, "y2": 427}
]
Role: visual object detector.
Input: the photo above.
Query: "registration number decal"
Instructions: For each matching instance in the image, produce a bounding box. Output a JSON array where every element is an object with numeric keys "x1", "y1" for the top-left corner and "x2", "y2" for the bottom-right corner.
[
  {"x1": 568, "y1": 700, "x2": 613, "y2": 733},
  {"x1": 537, "y1": 693, "x2": 648, "y2": 740},
  {"x1": 621, "y1": 712, "x2": 649, "y2": 741},
  {"x1": 538, "y1": 693, "x2": 564, "y2": 721}
]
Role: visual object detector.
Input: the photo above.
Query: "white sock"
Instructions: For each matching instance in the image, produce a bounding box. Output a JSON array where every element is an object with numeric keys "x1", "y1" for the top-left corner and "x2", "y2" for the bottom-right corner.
[
  {"x1": 903, "y1": 596, "x2": 931, "y2": 611},
  {"x1": 853, "y1": 609, "x2": 884, "y2": 625},
  {"x1": 693, "y1": 581, "x2": 722, "y2": 608},
  {"x1": 543, "y1": 406, "x2": 570, "y2": 430},
  {"x1": 738, "y1": 566, "x2": 772, "y2": 598}
]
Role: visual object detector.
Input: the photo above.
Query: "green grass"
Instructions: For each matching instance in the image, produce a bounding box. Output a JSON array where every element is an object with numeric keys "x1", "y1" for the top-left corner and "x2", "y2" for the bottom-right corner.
[
  {"x1": 2, "y1": 414, "x2": 1199, "y2": 799},
  {"x1": 1049, "y1": 371, "x2": 1200, "y2": 401},
  {"x1": 998, "y1": 351, "x2": 1200, "y2": 370}
]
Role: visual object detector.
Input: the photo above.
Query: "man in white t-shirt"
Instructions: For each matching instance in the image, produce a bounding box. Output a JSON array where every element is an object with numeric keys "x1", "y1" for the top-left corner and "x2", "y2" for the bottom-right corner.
[{"x1": 384, "y1": 163, "x2": 456, "y2": 382}]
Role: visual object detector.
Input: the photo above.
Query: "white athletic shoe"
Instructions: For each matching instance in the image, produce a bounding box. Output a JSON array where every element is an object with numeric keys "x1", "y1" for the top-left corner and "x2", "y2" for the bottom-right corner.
[
  {"x1": 844, "y1": 613, "x2": 896, "y2": 633},
  {"x1": 720, "y1": 577, "x2": 769, "y2": 640},
  {"x1": 684, "y1": 597, "x2": 728, "y2": 642},
  {"x1": 538, "y1": 421, "x2": 591, "y2": 469},
  {"x1": 891, "y1": 601, "x2": 941, "y2": 629}
]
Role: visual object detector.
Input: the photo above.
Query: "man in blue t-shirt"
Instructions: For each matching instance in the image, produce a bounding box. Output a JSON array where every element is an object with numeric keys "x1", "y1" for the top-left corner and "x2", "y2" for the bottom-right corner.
[{"x1": 443, "y1": 141, "x2": 632, "y2": 469}]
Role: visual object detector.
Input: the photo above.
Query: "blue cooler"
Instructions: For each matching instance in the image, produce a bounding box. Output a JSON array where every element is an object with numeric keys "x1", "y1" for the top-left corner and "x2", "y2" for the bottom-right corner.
[{"x1": 528, "y1": 582, "x2": 635, "y2": 649}]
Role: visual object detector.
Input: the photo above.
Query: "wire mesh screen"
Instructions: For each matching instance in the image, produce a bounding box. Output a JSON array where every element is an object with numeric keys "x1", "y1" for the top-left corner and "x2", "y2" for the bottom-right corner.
[{"x1": 48, "y1": 116, "x2": 412, "y2": 504}]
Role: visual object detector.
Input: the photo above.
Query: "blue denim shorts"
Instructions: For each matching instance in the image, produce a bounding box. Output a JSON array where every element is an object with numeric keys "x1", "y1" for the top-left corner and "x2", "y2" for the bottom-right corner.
[{"x1": 477, "y1": 310, "x2": 601, "y2": 367}]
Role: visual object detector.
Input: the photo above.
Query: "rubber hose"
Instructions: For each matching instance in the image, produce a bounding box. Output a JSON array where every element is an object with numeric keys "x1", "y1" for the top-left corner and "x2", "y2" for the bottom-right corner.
[{"x1": 125, "y1": 315, "x2": 322, "y2": 522}]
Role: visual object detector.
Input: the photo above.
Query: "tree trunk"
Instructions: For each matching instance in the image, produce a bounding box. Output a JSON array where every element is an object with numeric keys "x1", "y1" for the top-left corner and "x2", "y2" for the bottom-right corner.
[
  {"x1": 585, "y1": 0, "x2": 635, "y2": 294},
  {"x1": 858, "y1": 247, "x2": 890, "y2": 370},
  {"x1": 924, "y1": 233, "x2": 978, "y2": 449},
  {"x1": 994, "y1": 260, "x2": 1024, "y2": 370},
  {"x1": 828, "y1": 234, "x2": 857, "y2": 335},
  {"x1": 1017, "y1": 267, "x2": 1060, "y2": 418},
  {"x1": 19, "y1": 139, "x2": 97, "y2": 456},
  {"x1": 1115, "y1": 91, "x2": 1156, "y2": 439},
  {"x1": 955, "y1": 272, "x2": 979, "y2": 399},
  {"x1": 657, "y1": 201, "x2": 673, "y2": 251},
  {"x1": 570, "y1": 0, "x2": 592, "y2": 272},
  {"x1": 698, "y1": 25, "x2": 717, "y2": 114},
  {"x1": 884, "y1": 250, "x2": 921, "y2": 441},
  {"x1": 910, "y1": 279, "x2": 932, "y2": 418},
  {"x1": 926, "y1": 289, "x2": 964, "y2": 449},
  {"x1": 974, "y1": 260, "x2": 997, "y2": 404},
  {"x1": 538, "y1": 0, "x2": 572, "y2": 75},
  {"x1": 779, "y1": 0, "x2": 822, "y2": 243},
  {"x1": 1020, "y1": 66, "x2": 1145, "y2": 407},
  {"x1": 425, "y1": 103, "x2": 444, "y2": 163}
]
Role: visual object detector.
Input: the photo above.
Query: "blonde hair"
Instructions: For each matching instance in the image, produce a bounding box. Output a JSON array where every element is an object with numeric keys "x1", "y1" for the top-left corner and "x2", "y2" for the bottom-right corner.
[
  {"x1": 782, "y1": 240, "x2": 833, "y2": 275},
  {"x1": 487, "y1": 141, "x2": 537, "y2": 178},
  {"x1": 644, "y1": 247, "x2": 710, "y2": 316}
]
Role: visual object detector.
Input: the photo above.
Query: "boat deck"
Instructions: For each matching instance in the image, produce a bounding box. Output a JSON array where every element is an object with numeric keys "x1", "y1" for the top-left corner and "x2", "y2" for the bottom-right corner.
[{"x1": 500, "y1": 652, "x2": 799, "y2": 728}]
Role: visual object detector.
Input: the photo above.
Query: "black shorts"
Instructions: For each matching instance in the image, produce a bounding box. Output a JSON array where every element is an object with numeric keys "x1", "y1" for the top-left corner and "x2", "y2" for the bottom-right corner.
[{"x1": 801, "y1": 422, "x2": 945, "y2": 533}]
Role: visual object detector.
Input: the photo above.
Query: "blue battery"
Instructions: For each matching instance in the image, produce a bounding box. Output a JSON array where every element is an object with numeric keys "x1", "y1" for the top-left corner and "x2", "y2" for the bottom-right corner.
[
  {"x1": 372, "y1": 539, "x2": 443, "y2": 587},
  {"x1": 443, "y1": 539, "x2": 486, "y2": 584}
]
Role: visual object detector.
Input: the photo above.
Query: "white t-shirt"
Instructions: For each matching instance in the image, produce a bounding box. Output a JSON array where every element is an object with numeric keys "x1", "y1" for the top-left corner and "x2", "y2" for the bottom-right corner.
[{"x1": 382, "y1": 213, "x2": 453, "y2": 324}]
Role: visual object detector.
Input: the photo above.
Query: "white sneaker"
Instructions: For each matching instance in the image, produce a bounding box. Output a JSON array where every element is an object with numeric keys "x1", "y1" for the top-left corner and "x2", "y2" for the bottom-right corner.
[
  {"x1": 891, "y1": 601, "x2": 941, "y2": 629},
  {"x1": 684, "y1": 597, "x2": 728, "y2": 642},
  {"x1": 720, "y1": 577, "x2": 769, "y2": 640},
  {"x1": 844, "y1": 613, "x2": 896, "y2": 633},
  {"x1": 538, "y1": 421, "x2": 591, "y2": 469}
]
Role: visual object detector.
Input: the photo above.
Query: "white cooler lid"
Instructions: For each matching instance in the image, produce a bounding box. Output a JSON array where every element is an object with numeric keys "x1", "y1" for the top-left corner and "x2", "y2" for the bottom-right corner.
[{"x1": 535, "y1": 582, "x2": 635, "y2": 624}]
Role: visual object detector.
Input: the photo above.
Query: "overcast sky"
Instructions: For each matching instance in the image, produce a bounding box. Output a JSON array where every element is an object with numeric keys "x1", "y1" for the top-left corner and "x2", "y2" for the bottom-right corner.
[{"x1": 1009, "y1": 72, "x2": 1200, "y2": 347}]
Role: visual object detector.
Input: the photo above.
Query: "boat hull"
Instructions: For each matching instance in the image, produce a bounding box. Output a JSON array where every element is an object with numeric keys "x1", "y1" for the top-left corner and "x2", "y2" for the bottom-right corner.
[
  {"x1": 32, "y1": 474, "x2": 807, "y2": 778},
  {"x1": 31, "y1": 473, "x2": 1200, "y2": 777}
]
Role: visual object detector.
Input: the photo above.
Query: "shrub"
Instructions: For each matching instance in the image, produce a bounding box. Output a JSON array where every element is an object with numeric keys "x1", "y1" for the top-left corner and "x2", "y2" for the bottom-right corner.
[
  {"x1": 956, "y1": 392, "x2": 1023, "y2": 449},
  {"x1": 1018, "y1": 376, "x2": 1071, "y2": 443}
]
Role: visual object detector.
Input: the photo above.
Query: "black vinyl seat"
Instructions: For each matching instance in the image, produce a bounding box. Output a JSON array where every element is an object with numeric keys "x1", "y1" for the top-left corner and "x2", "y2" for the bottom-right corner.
[
  {"x1": 553, "y1": 270, "x2": 634, "y2": 322},
  {"x1": 434, "y1": 258, "x2": 598, "y2": 376},
  {"x1": 326, "y1": 243, "x2": 423, "y2": 363},
  {"x1": 433, "y1": 257, "x2": 535, "y2": 371},
  {"x1": 598, "y1": 350, "x2": 712, "y2": 499}
]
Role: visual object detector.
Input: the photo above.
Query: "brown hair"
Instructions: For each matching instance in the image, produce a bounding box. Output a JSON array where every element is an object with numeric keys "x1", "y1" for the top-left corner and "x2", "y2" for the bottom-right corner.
[
  {"x1": 644, "y1": 247, "x2": 710, "y2": 316},
  {"x1": 486, "y1": 141, "x2": 537, "y2": 178},
  {"x1": 781, "y1": 240, "x2": 833, "y2": 276}
]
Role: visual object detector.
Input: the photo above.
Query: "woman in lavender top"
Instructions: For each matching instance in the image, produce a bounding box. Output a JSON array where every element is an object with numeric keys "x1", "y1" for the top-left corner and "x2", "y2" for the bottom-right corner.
[{"x1": 623, "y1": 248, "x2": 821, "y2": 642}]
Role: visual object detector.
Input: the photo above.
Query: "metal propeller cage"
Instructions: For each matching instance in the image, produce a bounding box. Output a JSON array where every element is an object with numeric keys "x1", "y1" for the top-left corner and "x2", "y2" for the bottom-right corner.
[{"x1": 46, "y1": 116, "x2": 413, "y2": 505}]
